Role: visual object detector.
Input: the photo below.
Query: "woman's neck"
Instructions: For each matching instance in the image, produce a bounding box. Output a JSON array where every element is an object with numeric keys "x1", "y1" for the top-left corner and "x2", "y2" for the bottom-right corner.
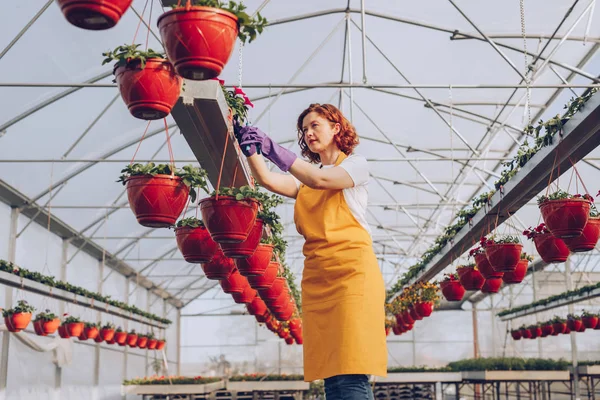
[{"x1": 319, "y1": 147, "x2": 341, "y2": 166}]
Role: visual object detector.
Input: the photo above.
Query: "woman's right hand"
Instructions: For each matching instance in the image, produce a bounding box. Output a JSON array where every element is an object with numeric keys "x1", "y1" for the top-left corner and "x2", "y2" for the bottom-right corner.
[{"x1": 234, "y1": 122, "x2": 297, "y2": 173}]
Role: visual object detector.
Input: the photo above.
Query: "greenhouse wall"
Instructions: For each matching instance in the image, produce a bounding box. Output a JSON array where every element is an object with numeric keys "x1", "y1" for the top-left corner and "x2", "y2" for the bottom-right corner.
[{"x1": 0, "y1": 201, "x2": 179, "y2": 400}]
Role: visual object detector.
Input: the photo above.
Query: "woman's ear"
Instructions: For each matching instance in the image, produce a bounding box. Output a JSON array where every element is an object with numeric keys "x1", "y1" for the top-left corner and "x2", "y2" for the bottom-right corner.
[{"x1": 333, "y1": 122, "x2": 341, "y2": 135}]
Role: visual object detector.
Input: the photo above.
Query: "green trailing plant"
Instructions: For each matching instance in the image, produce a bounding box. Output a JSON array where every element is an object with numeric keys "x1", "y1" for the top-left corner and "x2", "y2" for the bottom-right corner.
[
  {"x1": 387, "y1": 366, "x2": 451, "y2": 373},
  {"x1": 386, "y1": 88, "x2": 599, "y2": 301},
  {"x1": 64, "y1": 316, "x2": 82, "y2": 324},
  {"x1": 102, "y1": 44, "x2": 164, "y2": 71},
  {"x1": 0, "y1": 260, "x2": 172, "y2": 325},
  {"x1": 33, "y1": 309, "x2": 58, "y2": 322},
  {"x1": 172, "y1": 1, "x2": 268, "y2": 44},
  {"x1": 229, "y1": 374, "x2": 304, "y2": 381},
  {"x1": 581, "y1": 310, "x2": 597, "y2": 318},
  {"x1": 123, "y1": 376, "x2": 221, "y2": 385},
  {"x1": 520, "y1": 252, "x2": 534, "y2": 261},
  {"x1": 497, "y1": 281, "x2": 600, "y2": 317},
  {"x1": 481, "y1": 235, "x2": 521, "y2": 246},
  {"x1": 552, "y1": 316, "x2": 566, "y2": 324},
  {"x1": 85, "y1": 321, "x2": 99, "y2": 328},
  {"x1": 215, "y1": 79, "x2": 253, "y2": 123},
  {"x1": 116, "y1": 326, "x2": 124, "y2": 332},
  {"x1": 282, "y1": 264, "x2": 301, "y2": 314},
  {"x1": 447, "y1": 357, "x2": 570, "y2": 371},
  {"x1": 118, "y1": 163, "x2": 209, "y2": 202},
  {"x1": 537, "y1": 190, "x2": 593, "y2": 205},
  {"x1": 210, "y1": 185, "x2": 262, "y2": 201},
  {"x1": 175, "y1": 217, "x2": 205, "y2": 229},
  {"x1": 2, "y1": 300, "x2": 35, "y2": 317},
  {"x1": 567, "y1": 313, "x2": 582, "y2": 320},
  {"x1": 101, "y1": 322, "x2": 116, "y2": 330}
]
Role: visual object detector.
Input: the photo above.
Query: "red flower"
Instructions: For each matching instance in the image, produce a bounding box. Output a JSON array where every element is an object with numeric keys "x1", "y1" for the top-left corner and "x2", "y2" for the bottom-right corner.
[
  {"x1": 211, "y1": 77, "x2": 225, "y2": 86},
  {"x1": 244, "y1": 95, "x2": 254, "y2": 107},
  {"x1": 233, "y1": 86, "x2": 246, "y2": 97}
]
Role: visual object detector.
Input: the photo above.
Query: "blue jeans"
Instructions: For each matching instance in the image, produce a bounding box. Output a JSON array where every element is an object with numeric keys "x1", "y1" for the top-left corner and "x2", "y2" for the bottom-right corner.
[{"x1": 324, "y1": 374, "x2": 374, "y2": 400}]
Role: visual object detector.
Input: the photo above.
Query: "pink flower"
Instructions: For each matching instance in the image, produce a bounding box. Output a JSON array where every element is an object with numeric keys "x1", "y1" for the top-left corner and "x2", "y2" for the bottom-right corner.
[
  {"x1": 233, "y1": 86, "x2": 246, "y2": 97},
  {"x1": 211, "y1": 77, "x2": 225, "y2": 86},
  {"x1": 244, "y1": 96, "x2": 254, "y2": 107}
]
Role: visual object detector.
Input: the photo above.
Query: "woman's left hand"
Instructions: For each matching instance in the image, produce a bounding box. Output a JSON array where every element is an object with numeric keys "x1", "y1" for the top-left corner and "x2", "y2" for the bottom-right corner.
[{"x1": 235, "y1": 124, "x2": 297, "y2": 173}]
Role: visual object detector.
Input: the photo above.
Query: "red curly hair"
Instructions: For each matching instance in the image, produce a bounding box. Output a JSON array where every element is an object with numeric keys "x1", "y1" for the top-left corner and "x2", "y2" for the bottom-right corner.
[{"x1": 296, "y1": 103, "x2": 359, "y2": 164}]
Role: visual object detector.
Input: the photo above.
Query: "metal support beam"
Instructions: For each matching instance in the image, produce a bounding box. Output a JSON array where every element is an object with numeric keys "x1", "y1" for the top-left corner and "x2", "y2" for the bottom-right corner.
[
  {"x1": 0, "y1": 0, "x2": 53, "y2": 61},
  {"x1": 566, "y1": 257, "x2": 581, "y2": 400}
]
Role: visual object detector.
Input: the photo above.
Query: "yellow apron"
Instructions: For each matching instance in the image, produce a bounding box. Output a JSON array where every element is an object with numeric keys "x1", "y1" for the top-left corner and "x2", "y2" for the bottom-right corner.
[{"x1": 293, "y1": 152, "x2": 387, "y2": 382}]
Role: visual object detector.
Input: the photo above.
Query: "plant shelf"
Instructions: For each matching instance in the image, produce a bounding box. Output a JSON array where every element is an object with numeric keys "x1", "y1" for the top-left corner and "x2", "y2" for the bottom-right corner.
[{"x1": 122, "y1": 380, "x2": 225, "y2": 395}]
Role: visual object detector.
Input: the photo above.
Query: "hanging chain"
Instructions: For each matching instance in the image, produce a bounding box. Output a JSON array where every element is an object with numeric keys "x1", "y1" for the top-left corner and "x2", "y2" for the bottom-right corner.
[
  {"x1": 519, "y1": 0, "x2": 532, "y2": 126},
  {"x1": 238, "y1": 42, "x2": 244, "y2": 89}
]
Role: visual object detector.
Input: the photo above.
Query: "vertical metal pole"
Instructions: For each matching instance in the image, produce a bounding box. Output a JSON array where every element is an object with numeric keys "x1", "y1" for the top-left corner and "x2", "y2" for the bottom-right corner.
[
  {"x1": 176, "y1": 308, "x2": 182, "y2": 376},
  {"x1": 532, "y1": 268, "x2": 543, "y2": 358},
  {"x1": 121, "y1": 279, "x2": 129, "y2": 400},
  {"x1": 0, "y1": 208, "x2": 19, "y2": 400},
  {"x1": 565, "y1": 257, "x2": 580, "y2": 400},
  {"x1": 55, "y1": 239, "x2": 68, "y2": 400},
  {"x1": 412, "y1": 329, "x2": 417, "y2": 365},
  {"x1": 346, "y1": 13, "x2": 354, "y2": 123},
  {"x1": 360, "y1": 0, "x2": 367, "y2": 84},
  {"x1": 490, "y1": 294, "x2": 497, "y2": 357},
  {"x1": 472, "y1": 303, "x2": 480, "y2": 358},
  {"x1": 92, "y1": 259, "x2": 103, "y2": 400},
  {"x1": 145, "y1": 290, "x2": 151, "y2": 376}
]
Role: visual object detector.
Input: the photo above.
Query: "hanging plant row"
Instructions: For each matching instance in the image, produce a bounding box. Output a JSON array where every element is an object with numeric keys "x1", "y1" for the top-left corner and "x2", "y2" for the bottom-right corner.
[
  {"x1": 0, "y1": 261, "x2": 171, "y2": 325},
  {"x1": 2, "y1": 303, "x2": 167, "y2": 349},
  {"x1": 498, "y1": 281, "x2": 600, "y2": 318},
  {"x1": 386, "y1": 282, "x2": 440, "y2": 336},
  {"x1": 386, "y1": 87, "x2": 600, "y2": 301},
  {"x1": 511, "y1": 311, "x2": 600, "y2": 340}
]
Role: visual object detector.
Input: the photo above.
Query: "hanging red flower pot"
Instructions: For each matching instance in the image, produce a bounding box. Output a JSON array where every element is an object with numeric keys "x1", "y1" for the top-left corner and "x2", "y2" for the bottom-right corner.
[
  {"x1": 539, "y1": 197, "x2": 591, "y2": 238},
  {"x1": 577, "y1": 323, "x2": 586, "y2": 332},
  {"x1": 113, "y1": 57, "x2": 182, "y2": 120},
  {"x1": 409, "y1": 306, "x2": 423, "y2": 321},
  {"x1": 392, "y1": 325, "x2": 403, "y2": 335},
  {"x1": 232, "y1": 285, "x2": 257, "y2": 304},
  {"x1": 520, "y1": 327, "x2": 532, "y2": 339},
  {"x1": 220, "y1": 269, "x2": 249, "y2": 294},
  {"x1": 137, "y1": 335, "x2": 149, "y2": 349},
  {"x1": 385, "y1": 326, "x2": 391, "y2": 336},
  {"x1": 58, "y1": 325, "x2": 71, "y2": 339},
  {"x1": 481, "y1": 278, "x2": 502, "y2": 293},
  {"x1": 220, "y1": 219, "x2": 263, "y2": 259},
  {"x1": 267, "y1": 290, "x2": 291, "y2": 312},
  {"x1": 200, "y1": 196, "x2": 259, "y2": 243},
  {"x1": 259, "y1": 276, "x2": 286, "y2": 300},
  {"x1": 4, "y1": 312, "x2": 32, "y2": 333},
  {"x1": 175, "y1": 223, "x2": 218, "y2": 263},
  {"x1": 582, "y1": 313, "x2": 599, "y2": 329},
  {"x1": 526, "y1": 223, "x2": 571, "y2": 263},
  {"x1": 56, "y1": 0, "x2": 133, "y2": 30},
  {"x1": 66, "y1": 321, "x2": 84, "y2": 337},
  {"x1": 126, "y1": 332, "x2": 138, "y2": 347},
  {"x1": 100, "y1": 325, "x2": 115, "y2": 341},
  {"x1": 33, "y1": 321, "x2": 46, "y2": 336},
  {"x1": 566, "y1": 318, "x2": 583, "y2": 331},
  {"x1": 285, "y1": 336, "x2": 294, "y2": 345},
  {"x1": 289, "y1": 318, "x2": 302, "y2": 334},
  {"x1": 201, "y1": 248, "x2": 235, "y2": 280},
  {"x1": 540, "y1": 324, "x2": 554, "y2": 337},
  {"x1": 247, "y1": 261, "x2": 279, "y2": 289},
  {"x1": 457, "y1": 265, "x2": 485, "y2": 290},
  {"x1": 528, "y1": 326, "x2": 542, "y2": 339},
  {"x1": 115, "y1": 330, "x2": 128, "y2": 345},
  {"x1": 563, "y1": 217, "x2": 600, "y2": 253},
  {"x1": 413, "y1": 302, "x2": 434, "y2": 318},
  {"x1": 83, "y1": 325, "x2": 100, "y2": 340},
  {"x1": 485, "y1": 241, "x2": 522, "y2": 272},
  {"x1": 273, "y1": 304, "x2": 294, "y2": 322},
  {"x1": 552, "y1": 321, "x2": 567, "y2": 334},
  {"x1": 502, "y1": 257, "x2": 530, "y2": 284},
  {"x1": 33, "y1": 316, "x2": 60, "y2": 336},
  {"x1": 401, "y1": 309, "x2": 415, "y2": 325},
  {"x1": 247, "y1": 296, "x2": 268, "y2": 317},
  {"x1": 126, "y1": 175, "x2": 188, "y2": 228},
  {"x1": 475, "y1": 253, "x2": 503, "y2": 279},
  {"x1": 157, "y1": 6, "x2": 238, "y2": 80},
  {"x1": 236, "y1": 244, "x2": 274, "y2": 277},
  {"x1": 511, "y1": 330, "x2": 522, "y2": 340},
  {"x1": 156, "y1": 340, "x2": 166, "y2": 350},
  {"x1": 440, "y1": 274, "x2": 466, "y2": 301},
  {"x1": 148, "y1": 339, "x2": 158, "y2": 350}
]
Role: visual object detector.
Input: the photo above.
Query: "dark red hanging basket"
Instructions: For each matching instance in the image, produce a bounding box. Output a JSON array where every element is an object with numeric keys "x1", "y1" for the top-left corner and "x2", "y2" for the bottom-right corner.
[
  {"x1": 582, "y1": 315, "x2": 599, "y2": 329},
  {"x1": 114, "y1": 59, "x2": 182, "y2": 120},
  {"x1": 485, "y1": 243, "x2": 522, "y2": 272},
  {"x1": 66, "y1": 322, "x2": 84, "y2": 337},
  {"x1": 528, "y1": 326, "x2": 542, "y2": 339},
  {"x1": 563, "y1": 217, "x2": 600, "y2": 253},
  {"x1": 502, "y1": 259, "x2": 529, "y2": 284},
  {"x1": 481, "y1": 277, "x2": 502, "y2": 293},
  {"x1": 56, "y1": 0, "x2": 133, "y2": 30},
  {"x1": 156, "y1": 340, "x2": 166, "y2": 350},
  {"x1": 157, "y1": 6, "x2": 238, "y2": 80},
  {"x1": 232, "y1": 285, "x2": 257, "y2": 304},
  {"x1": 220, "y1": 219, "x2": 263, "y2": 259},
  {"x1": 258, "y1": 277, "x2": 286, "y2": 301},
  {"x1": 148, "y1": 339, "x2": 158, "y2": 350},
  {"x1": 175, "y1": 225, "x2": 218, "y2": 263},
  {"x1": 440, "y1": 280, "x2": 466, "y2": 301},
  {"x1": 236, "y1": 244, "x2": 273, "y2": 277},
  {"x1": 457, "y1": 266, "x2": 485, "y2": 290},
  {"x1": 533, "y1": 233, "x2": 570, "y2": 263},
  {"x1": 539, "y1": 198, "x2": 591, "y2": 238},
  {"x1": 401, "y1": 309, "x2": 415, "y2": 325},
  {"x1": 273, "y1": 304, "x2": 294, "y2": 322},
  {"x1": 201, "y1": 249, "x2": 235, "y2": 280},
  {"x1": 126, "y1": 175, "x2": 188, "y2": 228},
  {"x1": 247, "y1": 296, "x2": 268, "y2": 317},
  {"x1": 126, "y1": 333, "x2": 138, "y2": 347},
  {"x1": 540, "y1": 324, "x2": 554, "y2": 337},
  {"x1": 200, "y1": 196, "x2": 259, "y2": 243},
  {"x1": 552, "y1": 322, "x2": 566, "y2": 335},
  {"x1": 115, "y1": 331, "x2": 128, "y2": 345},
  {"x1": 520, "y1": 328, "x2": 532, "y2": 339},
  {"x1": 247, "y1": 261, "x2": 279, "y2": 289},
  {"x1": 413, "y1": 302, "x2": 434, "y2": 318},
  {"x1": 137, "y1": 336, "x2": 148, "y2": 349},
  {"x1": 511, "y1": 330, "x2": 522, "y2": 340},
  {"x1": 58, "y1": 325, "x2": 71, "y2": 339},
  {"x1": 219, "y1": 269, "x2": 249, "y2": 294},
  {"x1": 566, "y1": 318, "x2": 583, "y2": 331},
  {"x1": 475, "y1": 253, "x2": 503, "y2": 279},
  {"x1": 100, "y1": 328, "x2": 115, "y2": 342},
  {"x1": 409, "y1": 306, "x2": 423, "y2": 321},
  {"x1": 266, "y1": 290, "x2": 290, "y2": 312}
]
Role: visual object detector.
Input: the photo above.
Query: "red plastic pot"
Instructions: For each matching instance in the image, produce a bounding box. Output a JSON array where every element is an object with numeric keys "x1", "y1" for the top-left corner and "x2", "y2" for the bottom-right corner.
[
  {"x1": 175, "y1": 225, "x2": 218, "y2": 263},
  {"x1": 401, "y1": 309, "x2": 415, "y2": 325},
  {"x1": 511, "y1": 330, "x2": 522, "y2": 340},
  {"x1": 5, "y1": 313, "x2": 32, "y2": 332},
  {"x1": 289, "y1": 318, "x2": 302, "y2": 333},
  {"x1": 56, "y1": 0, "x2": 132, "y2": 30},
  {"x1": 595, "y1": 321, "x2": 600, "y2": 330},
  {"x1": 231, "y1": 286, "x2": 257, "y2": 304},
  {"x1": 577, "y1": 323, "x2": 586, "y2": 332},
  {"x1": 126, "y1": 175, "x2": 188, "y2": 228},
  {"x1": 564, "y1": 327, "x2": 571, "y2": 334},
  {"x1": 156, "y1": 340, "x2": 166, "y2": 350},
  {"x1": 475, "y1": 253, "x2": 503, "y2": 279},
  {"x1": 413, "y1": 302, "x2": 434, "y2": 318},
  {"x1": 247, "y1": 261, "x2": 279, "y2": 289},
  {"x1": 392, "y1": 325, "x2": 403, "y2": 335},
  {"x1": 100, "y1": 328, "x2": 115, "y2": 342},
  {"x1": 273, "y1": 304, "x2": 294, "y2": 322},
  {"x1": 126, "y1": 333, "x2": 138, "y2": 347},
  {"x1": 34, "y1": 318, "x2": 60, "y2": 335},
  {"x1": 94, "y1": 335, "x2": 104, "y2": 343},
  {"x1": 440, "y1": 280, "x2": 466, "y2": 301},
  {"x1": 457, "y1": 266, "x2": 485, "y2": 290},
  {"x1": 66, "y1": 322, "x2": 84, "y2": 337},
  {"x1": 148, "y1": 339, "x2": 158, "y2": 350},
  {"x1": 285, "y1": 336, "x2": 294, "y2": 345},
  {"x1": 114, "y1": 59, "x2": 182, "y2": 120},
  {"x1": 84, "y1": 326, "x2": 99, "y2": 340},
  {"x1": 552, "y1": 322, "x2": 567, "y2": 335},
  {"x1": 540, "y1": 198, "x2": 591, "y2": 238},
  {"x1": 385, "y1": 327, "x2": 391, "y2": 336},
  {"x1": 201, "y1": 249, "x2": 235, "y2": 280},
  {"x1": 520, "y1": 328, "x2": 532, "y2": 339},
  {"x1": 259, "y1": 277, "x2": 286, "y2": 300},
  {"x1": 582, "y1": 316, "x2": 599, "y2": 329},
  {"x1": 236, "y1": 244, "x2": 274, "y2": 277},
  {"x1": 137, "y1": 336, "x2": 148, "y2": 349},
  {"x1": 267, "y1": 290, "x2": 290, "y2": 312},
  {"x1": 157, "y1": 6, "x2": 238, "y2": 80},
  {"x1": 533, "y1": 233, "x2": 570, "y2": 263},
  {"x1": 247, "y1": 296, "x2": 268, "y2": 317},
  {"x1": 563, "y1": 217, "x2": 600, "y2": 253},
  {"x1": 200, "y1": 196, "x2": 259, "y2": 243},
  {"x1": 219, "y1": 269, "x2": 249, "y2": 294},
  {"x1": 481, "y1": 277, "x2": 502, "y2": 293},
  {"x1": 220, "y1": 219, "x2": 263, "y2": 259},
  {"x1": 566, "y1": 319, "x2": 583, "y2": 331},
  {"x1": 409, "y1": 306, "x2": 423, "y2": 321},
  {"x1": 115, "y1": 331, "x2": 128, "y2": 345},
  {"x1": 541, "y1": 325, "x2": 554, "y2": 337},
  {"x1": 58, "y1": 325, "x2": 71, "y2": 339},
  {"x1": 529, "y1": 326, "x2": 542, "y2": 339},
  {"x1": 502, "y1": 259, "x2": 528, "y2": 284},
  {"x1": 485, "y1": 243, "x2": 522, "y2": 272}
]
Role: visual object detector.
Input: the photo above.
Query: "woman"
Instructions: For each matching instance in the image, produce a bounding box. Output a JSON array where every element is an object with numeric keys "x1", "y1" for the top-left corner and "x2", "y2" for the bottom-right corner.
[{"x1": 236, "y1": 103, "x2": 387, "y2": 399}]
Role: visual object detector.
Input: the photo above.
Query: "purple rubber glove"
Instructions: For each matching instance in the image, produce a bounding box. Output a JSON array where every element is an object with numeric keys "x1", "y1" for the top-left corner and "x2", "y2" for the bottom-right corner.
[
  {"x1": 233, "y1": 120, "x2": 257, "y2": 157},
  {"x1": 238, "y1": 126, "x2": 297, "y2": 172}
]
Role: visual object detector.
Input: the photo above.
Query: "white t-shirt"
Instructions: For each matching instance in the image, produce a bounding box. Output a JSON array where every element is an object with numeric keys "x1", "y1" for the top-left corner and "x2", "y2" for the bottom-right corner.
[{"x1": 294, "y1": 154, "x2": 371, "y2": 234}]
